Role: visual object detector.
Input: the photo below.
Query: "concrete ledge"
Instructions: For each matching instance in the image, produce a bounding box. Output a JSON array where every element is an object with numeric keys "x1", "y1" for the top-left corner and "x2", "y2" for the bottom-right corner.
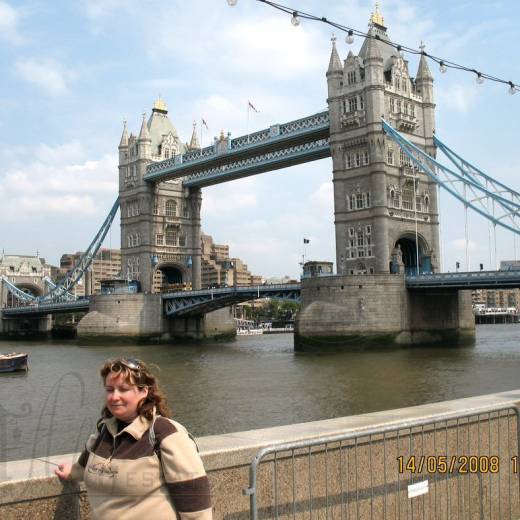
[{"x1": 1, "y1": 389, "x2": 520, "y2": 518}]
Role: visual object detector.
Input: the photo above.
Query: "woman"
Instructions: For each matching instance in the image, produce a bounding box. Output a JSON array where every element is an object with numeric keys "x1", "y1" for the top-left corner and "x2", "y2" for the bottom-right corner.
[{"x1": 55, "y1": 357, "x2": 212, "y2": 519}]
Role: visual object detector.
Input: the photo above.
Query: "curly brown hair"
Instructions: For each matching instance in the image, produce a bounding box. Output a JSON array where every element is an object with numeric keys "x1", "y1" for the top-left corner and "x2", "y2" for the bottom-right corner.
[{"x1": 100, "y1": 357, "x2": 172, "y2": 420}]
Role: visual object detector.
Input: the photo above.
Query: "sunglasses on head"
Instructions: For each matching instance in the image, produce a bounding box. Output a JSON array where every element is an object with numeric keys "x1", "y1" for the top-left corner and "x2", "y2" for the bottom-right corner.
[{"x1": 110, "y1": 357, "x2": 142, "y2": 372}]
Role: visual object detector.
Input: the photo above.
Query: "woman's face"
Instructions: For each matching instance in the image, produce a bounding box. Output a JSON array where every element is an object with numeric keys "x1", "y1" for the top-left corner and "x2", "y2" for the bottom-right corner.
[{"x1": 104, "y1": 372, "x2": 148, "y2": 422}]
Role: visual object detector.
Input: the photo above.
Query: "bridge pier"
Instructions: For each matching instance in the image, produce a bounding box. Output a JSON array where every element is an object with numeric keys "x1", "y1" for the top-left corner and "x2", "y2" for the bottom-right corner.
[
  {"x1": 0, "y1": 314, "x2": 52, "y2": 340},
  {"x1": 76, "y1": 294, "x2": 235, "y2": 343},
  {"x1": 295, "y1": 273, "x2": 475, "y2": 351}
]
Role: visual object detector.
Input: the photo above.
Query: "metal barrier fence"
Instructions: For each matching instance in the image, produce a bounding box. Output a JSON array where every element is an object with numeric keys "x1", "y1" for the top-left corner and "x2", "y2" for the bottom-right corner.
[{"x1": 245, "y1": 404, "x2": 520, "y2": 519}]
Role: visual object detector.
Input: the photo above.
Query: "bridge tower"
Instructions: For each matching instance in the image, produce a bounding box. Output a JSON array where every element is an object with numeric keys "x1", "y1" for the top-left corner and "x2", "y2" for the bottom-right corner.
[
  {"x1": 327, "y1": 6, "x2": 440, "y2": 276},
  {"x1": 118, "y1": 99, "x2": 202, "y2": 292}
]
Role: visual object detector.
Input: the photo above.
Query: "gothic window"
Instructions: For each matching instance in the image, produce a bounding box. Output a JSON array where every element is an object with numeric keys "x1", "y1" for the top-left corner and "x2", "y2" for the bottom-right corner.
[
  {"x1": 356, "y1": 193, "x2": 363, "y2": 209},
  {"x1": 350, "y1": 194, "x2": 356, "y2": 210},
  {"x1": 153, "y1": 201, "x2": 158, "y2": 215},
  {"x1": 355, "y1": 152, "x2": 361, "y2": 167},
  {"x1": 348, "y1": 227, "x2": 355, "y2": 237},
  {"x1": 359, "y1": 95, "x2": 364, "y2": 109},
  {"x1": 390, "y1": 98, "x2": 395, "y2": 113},
  {"x1": 179, "y1": 235, "x2": 187, "y2": 247},
  {"x1": 410, "y1": 104, "x2": 415, "y2": 117},
  {"x1": 397, "y1": 99, "x2": 402, "y2": 113},
  {"x1": 357, "y1": 232, "x2": 364, "y2": 247},
  {"x1": 156, "y1": 234, "x2": 164, "y2": 245},
  {"x1": 399, "y1": 149, "x2": 411, "y2": 167},
  {"x1": 346, "y1": 154, "x2": 353, "y2": 169},
  {"x1": 165, "y1": 227, "x2": 178, "y2": 246},
  {"x1": 387, "y1": 149, "x2": 394, "y2": 165},
  {"x1": 402, "y1": 182, "x2": 415, "y2": 210},
  {"x1": 363, "y1": 151, "x2": 370, "y2": 165},
  {"x1": 182, "y1": 203, "x2": 189, "y2": 218},
  {"x1": 164, "y1": 148, "x2": 170, "y2": 159},
  {"x1": 347, "y1": 71, "x2": 356, "y2": 85},
  {"x1": 403, "y1": 81, "x2": 408, "y2": 93},
  {"x1": 365, "y1": 225, "x2": 372, "y2": 235},
  {"x1": 342, "y1": 99, "x2": 348, "y2": 114},
  {"x1": 348, "y1": 97, "x2": 358, "y2": 112},
  {"x1": 364, "y1": 192, "x2": 371, "y2": 208},
  {"x1": 396, "y1": 77, "x2": 401, "y2": 90},
  {"x1": 165, "y1": 199, "x2": 177, "y2": 218}
]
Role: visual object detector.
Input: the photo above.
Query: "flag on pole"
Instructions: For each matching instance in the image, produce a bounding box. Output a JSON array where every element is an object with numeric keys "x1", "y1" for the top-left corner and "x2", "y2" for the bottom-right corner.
[
  {"x1": 303, "y1": 238, "x2": 310, "y2": 244},
  {"x1": 201, "y1": 118, "x2": 209, "y2": 130},
  {"x1": 248, "y1": 100, "x2": 259, "y2": 113}
]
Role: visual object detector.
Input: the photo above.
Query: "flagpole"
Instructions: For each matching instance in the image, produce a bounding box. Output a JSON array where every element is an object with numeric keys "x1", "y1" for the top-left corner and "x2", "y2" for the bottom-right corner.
[
  {"x1": 200, "y1": 118, "x2": 203, "y2": 153},
  {"x1": 246, "y1": 101, "x2": 250, "y2": 144}
]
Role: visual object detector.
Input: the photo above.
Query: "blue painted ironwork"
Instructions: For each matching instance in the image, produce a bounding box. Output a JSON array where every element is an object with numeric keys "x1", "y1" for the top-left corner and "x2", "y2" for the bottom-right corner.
[
  {"x1": 0, "y1": 276, "x2": 36, "y2": 303},
  {"x1": 183, "y1": 138, "x2": 330, "y2": 188},
  {"x1": 406, "y1": 270, "x2": 520, "y2": 289},
  {"x1": 40, "y1": 198, "x2": 120, "y2": 302},
  {"x1": 2, "y1": 298, "x2": 90, "y2": 317},
  {"x1": 382, "y1": 121, "x2": 520, "y2": 235},
  {"x1": 42, "y1": 276, "x2": 75, "y2": 300},
  {"x1": 144, "y1": 111, "x2": 330, "y2": 186},
  {"x1": 163, "y1": 284, "x2": 301, "y2": 317}
]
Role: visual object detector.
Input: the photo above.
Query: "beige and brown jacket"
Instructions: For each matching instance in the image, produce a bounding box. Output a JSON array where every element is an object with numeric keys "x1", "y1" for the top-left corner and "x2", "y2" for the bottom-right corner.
[{"x1": 70, "y1": 414, "x2": 212, "y2": 520}]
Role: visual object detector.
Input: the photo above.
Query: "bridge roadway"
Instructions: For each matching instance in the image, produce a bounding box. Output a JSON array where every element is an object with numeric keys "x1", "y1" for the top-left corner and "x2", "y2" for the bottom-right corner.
[{"x1": 3, "y1": 271, "x2": 520, "y2": 318}]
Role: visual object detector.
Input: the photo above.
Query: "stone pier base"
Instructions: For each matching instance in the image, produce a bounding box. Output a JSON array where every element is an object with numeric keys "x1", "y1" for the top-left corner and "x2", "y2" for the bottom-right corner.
[
  {"x1": 295, "y1": 273, "x2": 475, "y2": 351},
  {"x1": 77, "y1": 294, "x2": 236, "y2": 343}
]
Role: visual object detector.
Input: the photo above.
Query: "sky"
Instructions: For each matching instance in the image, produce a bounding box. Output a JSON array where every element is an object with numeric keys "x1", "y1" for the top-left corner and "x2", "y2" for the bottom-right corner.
[{"x1": 0, "y1": 0, "x2": 519, "y2": 278}]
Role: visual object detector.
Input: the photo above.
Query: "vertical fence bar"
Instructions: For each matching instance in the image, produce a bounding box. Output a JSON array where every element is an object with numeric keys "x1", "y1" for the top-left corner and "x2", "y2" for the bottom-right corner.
[
  {"x1": 499, "y1": 411, "x2": 502, "y2": 520},
  {"x1": 308, "y1": 445, "x2": 312, "y2": 520},
  {"x1": 434, "y1": 422, "x2": 437, "y2": 520},
  {"x1": 325, "y1": 442, "x2": 329, "y2": 519},
  {"x1": 383, "y1": 432, "x2": 387, "y2": 520},
  {"x1": 369, "y1": 435, "x2": 373, "y2": 520},
  {"x1": 397, "y1": 429, "x2": 400, "y2": 520},
  {"x1": 292, "y1": 448, "x2": 296, "y2": 520},
  {"x1": 445, "y1": 420, "x2": 450, "y2": 519},
  {"x1": 355, "y1": 437, "x2": 359, "y2": 520},
  {"x1": 340, "y1": 440, "x2": 345, "y2": 520},
  {"x1": 274, "y1": 451, "x2": 278, "y2": 520}
]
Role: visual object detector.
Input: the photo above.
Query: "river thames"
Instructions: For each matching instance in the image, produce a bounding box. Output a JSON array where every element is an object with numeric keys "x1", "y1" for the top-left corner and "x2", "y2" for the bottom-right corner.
[{"x1": 0, "y1": 324, "x2": 519, "y2": 463}]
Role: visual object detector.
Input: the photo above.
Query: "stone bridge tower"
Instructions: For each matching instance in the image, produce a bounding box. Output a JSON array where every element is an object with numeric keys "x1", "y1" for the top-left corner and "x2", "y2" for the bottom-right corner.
[
  {"x1": 327, "y1": 6, "x2": 440, "y2": 276},
  {"x1": 118, "y1": 99, "x2": 202, "y2": 292}
]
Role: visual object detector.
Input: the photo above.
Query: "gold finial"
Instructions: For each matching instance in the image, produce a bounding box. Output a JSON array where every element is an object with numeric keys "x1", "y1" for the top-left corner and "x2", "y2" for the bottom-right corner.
[
  {"x1": 370, "y1": 2, "x2": 385, "y2": 27},
  {"x1": 219, "y1": 129, "x2": 225, "y2": 140},
  {"x1": 153, "y1": 96, "x2": 168, "y2": 112}
]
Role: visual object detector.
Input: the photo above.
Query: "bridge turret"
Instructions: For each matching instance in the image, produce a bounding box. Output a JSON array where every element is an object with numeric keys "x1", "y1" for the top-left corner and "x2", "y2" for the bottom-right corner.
[
  {"x1": 415, "y1": 48, "x2": 435, "y2": 146},
  {"x1": 137, "y1": 113, "x2": 152, "y2": 159}
]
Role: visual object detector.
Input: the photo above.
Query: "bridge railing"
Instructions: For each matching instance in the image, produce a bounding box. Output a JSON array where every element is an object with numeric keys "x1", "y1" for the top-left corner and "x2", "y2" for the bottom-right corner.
[{"x1": 161, "y1": 283, "x2": 301, "y2": 299}]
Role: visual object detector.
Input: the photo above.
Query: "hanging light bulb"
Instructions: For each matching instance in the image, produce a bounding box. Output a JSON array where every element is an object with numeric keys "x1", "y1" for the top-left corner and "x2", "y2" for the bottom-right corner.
[
  {"x1": 439, "y1": 61, "x2": 447, "y2": 74},
  {"x1": 291, "y1": 11, "x2": 300, "y2": 26},
  {"x1": 509, "y1": 81, "x2": 516, "y2": 95},
  {"x1": 476, "y1": 72, "x2": 484, "y2": 85},
  {"x1": 227, "y1": 0, "x2": 237, "y2": 5},
  {"x1": 346, "y1": 30, "x2": 354, "y2": 44}
]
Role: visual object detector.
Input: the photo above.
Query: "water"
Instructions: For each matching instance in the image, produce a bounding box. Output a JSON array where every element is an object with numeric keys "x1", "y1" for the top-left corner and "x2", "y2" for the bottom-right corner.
[{"x1": 1, "y1": 324, "x2": 519, "y2": 463}]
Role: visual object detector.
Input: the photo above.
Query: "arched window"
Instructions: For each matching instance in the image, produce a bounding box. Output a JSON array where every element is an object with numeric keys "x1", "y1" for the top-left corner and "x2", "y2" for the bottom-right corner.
[{"x1": 165, "y1": 200, "x2": 177, "y2": 218}]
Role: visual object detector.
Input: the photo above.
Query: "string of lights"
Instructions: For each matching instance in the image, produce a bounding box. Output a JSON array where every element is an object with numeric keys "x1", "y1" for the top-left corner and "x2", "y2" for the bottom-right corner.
[{"x1": 226, "y1": 0, "x2": 518, "y2": 95}]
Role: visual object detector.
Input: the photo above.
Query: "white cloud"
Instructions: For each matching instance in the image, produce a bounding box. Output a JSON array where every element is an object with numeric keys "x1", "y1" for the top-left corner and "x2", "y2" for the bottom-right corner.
[
  {"x1": 0, "y1": 145, "x2": 117, "y2": 220},
  {"x1": 15, "y1": 59, "x2": 72, "y2": 96},
  {"x1": 448, "y1": 238, "x2": 478, "y2": 252},
  {"x1": 0, "y1": 1, "x2": 23, "y2": 44}
]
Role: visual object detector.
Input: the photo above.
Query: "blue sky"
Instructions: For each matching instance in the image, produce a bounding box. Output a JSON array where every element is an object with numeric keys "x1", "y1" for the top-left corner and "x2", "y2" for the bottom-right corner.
[{"x1": 0, "y1": 0, "x2": 519, "y2": 278}]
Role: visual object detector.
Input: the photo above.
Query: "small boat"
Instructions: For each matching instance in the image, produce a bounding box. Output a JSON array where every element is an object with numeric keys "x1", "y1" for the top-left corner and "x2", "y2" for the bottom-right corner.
[{"x1": 0, "y1": 352, "x2": 28, "y2": 372}]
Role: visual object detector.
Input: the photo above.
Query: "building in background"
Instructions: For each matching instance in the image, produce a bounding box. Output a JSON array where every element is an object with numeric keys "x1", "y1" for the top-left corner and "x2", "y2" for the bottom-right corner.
[
  {"x1": 58, "y1": 248, "x2": 122, "y2": 296},
  {"x1": 0, "y1": 254, "x2": 51, "y2": 306},
  {"x1": 201, "y1": 233, "x2": 262, "y2": 288},
  {"x1": 302, "y1": 261, "x2": 334, "y2": 278}
]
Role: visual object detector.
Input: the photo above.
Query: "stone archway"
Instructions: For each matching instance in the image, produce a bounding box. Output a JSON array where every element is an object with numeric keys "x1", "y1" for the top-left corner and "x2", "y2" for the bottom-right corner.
[
  {"x1": 155, "y1": 263, "x2": 188, "y2": 292},
  {"x1": 394, "y1": 234, "x2": 432, "y2": 275},
  {"x1": 6, "y1": 283, "x2": 42, "y2": 307}
]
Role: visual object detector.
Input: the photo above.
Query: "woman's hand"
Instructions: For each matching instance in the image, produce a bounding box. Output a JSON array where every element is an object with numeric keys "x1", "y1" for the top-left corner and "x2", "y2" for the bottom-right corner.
[{"x1": 54, "y1": 462, "x2": 72, "y2": 481}]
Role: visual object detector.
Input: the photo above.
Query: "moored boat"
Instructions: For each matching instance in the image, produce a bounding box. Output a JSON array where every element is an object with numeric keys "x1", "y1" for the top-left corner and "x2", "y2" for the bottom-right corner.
[{"x1": 0, "y1": 352, "x2": 28, "y2": 372}]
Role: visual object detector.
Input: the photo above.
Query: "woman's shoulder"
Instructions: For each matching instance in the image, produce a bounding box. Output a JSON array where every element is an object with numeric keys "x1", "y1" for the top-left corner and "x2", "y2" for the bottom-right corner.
[{"x1": 153, "y1": 416, "x2": 189, "y2": 441}]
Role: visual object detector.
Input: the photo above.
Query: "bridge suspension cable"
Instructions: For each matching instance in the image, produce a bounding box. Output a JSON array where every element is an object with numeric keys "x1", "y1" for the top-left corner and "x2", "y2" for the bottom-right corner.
[
  {"x1": 40, "y1": 198, "x2": 120, "y2": 303},
  {"x1": 382, "y1": 121, "x2": 520, "y2": 238}
]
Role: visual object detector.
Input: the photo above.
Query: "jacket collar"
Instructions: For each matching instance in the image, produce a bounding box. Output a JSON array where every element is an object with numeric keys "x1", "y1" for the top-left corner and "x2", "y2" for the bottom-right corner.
[{"x1": 103, "y1": 412, "x2": 153, "y2": 440}]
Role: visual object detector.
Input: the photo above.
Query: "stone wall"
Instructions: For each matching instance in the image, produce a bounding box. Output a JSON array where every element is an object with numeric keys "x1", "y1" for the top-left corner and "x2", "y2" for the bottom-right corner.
[
  {"x1": 1, "y1": 390, "x2": 518, "y2": 519},
  {"x1": 295, "y1": 273, "x2": 475, "y2": 349}
]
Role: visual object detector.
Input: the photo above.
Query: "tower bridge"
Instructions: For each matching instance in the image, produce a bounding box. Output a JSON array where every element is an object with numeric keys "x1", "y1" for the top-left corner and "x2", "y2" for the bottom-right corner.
[{"x1": 2, "y1": 7, "x2": 520, "y2": 347}]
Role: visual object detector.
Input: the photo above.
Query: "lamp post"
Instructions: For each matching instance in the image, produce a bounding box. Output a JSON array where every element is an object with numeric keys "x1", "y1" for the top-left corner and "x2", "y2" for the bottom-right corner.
[{"x1": 150, "y1": 254, "x2": 159, "y2": 293}]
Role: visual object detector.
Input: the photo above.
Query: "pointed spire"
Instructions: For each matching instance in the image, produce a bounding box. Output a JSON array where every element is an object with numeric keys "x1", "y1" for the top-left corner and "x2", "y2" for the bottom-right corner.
[
  {"x1": 138, "y1": 112, "x2": 151, "y2": 142},
  {"x1": 416, "y1": 42, "x2": 433, "y2": 80},
  {"x1": 189, "y1": 121, "x2": 200, "y2": 150},
  {"x1": 364, "y1": 28, "x2": 382, "y2": 60},
  {"x1": 327, "y1": 35, "x2": 342, "y2": 73},
  {"x1": 119, "y1": 120, "x2": 128, "y2": 148}
]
